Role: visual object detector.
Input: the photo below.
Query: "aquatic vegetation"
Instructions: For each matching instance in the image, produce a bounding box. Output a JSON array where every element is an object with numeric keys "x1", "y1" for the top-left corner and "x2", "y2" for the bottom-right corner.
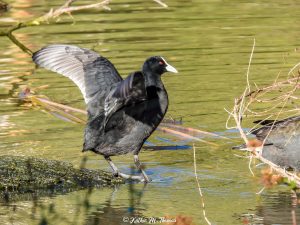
[{"x1": 0, "y1": 155, "x2": 123, "y2": 202}]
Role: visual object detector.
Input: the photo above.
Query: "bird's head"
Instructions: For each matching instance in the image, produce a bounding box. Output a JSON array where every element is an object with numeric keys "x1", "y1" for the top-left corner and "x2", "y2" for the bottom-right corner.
[{"x1": 142, "y1": 56, "x2": 178, "y2": 76}]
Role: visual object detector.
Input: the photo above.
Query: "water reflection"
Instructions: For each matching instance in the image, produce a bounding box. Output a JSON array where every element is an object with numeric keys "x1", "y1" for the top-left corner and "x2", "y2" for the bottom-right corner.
[
  {"x1": 85, "y1": 184, "x2": 148, "y2": 225},
  {"x1": 1, "y1": 0, "x2": 300, "y2": 224},
  {"x1": 0, "y1": 182, "x2": 150, "y2": 225},
  {"x1": 240, "y1": 191, "x2": 300, "y2": 225}
]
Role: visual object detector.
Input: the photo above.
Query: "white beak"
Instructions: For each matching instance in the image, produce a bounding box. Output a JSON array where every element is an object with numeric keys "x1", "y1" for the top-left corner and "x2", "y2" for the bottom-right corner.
[{"x1": 165, "y1": 63, "x2": 178, "y2": 73}]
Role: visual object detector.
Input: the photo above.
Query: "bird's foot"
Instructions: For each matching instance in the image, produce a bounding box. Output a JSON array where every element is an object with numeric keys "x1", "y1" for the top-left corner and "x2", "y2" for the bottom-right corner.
[
  {"x1": 132, "y1": 155, "x2": 152, "y2": 183},
  {"x1": 140, "y1": 176, "x2": 152, "y2": 183},
  {"x1": 116, "y1": 172, "x2": 151, "y2": 183}
]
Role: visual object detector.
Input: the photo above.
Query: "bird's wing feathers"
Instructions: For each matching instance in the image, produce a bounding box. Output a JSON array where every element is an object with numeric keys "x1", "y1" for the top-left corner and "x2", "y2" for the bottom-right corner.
[
  {"x1": 103, "y1": 71, "x2": 146, "y2": 127},
  {"x1": 32, "y1": 44, "x2": 122, "y2": 103},
  {"x1": 83, "y1": 71, "x2": 146, "y2": 151}
]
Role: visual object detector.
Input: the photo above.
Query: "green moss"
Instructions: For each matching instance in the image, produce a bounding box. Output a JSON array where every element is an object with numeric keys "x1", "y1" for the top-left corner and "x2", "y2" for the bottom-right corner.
[{"x1": 0, "y1": 155, "x2": 124, "y2": 200}]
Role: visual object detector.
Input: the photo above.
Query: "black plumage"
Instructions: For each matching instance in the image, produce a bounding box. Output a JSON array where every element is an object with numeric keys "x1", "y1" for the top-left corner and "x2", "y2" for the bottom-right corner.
[{"x1": 32, "y1": 44, "x2": 178, "y2": 182}]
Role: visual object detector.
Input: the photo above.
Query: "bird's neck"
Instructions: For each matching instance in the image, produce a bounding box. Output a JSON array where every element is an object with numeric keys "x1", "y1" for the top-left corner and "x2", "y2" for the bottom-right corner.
[
  {"x1": 144, "y1": 71, "x2": 164, "y2": 89},
  {"x1": 144, "y1": 72, "x2": 168, "y2": 107}
]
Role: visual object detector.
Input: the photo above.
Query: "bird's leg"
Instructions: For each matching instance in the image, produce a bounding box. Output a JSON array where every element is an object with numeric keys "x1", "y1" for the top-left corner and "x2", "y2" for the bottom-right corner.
[
  {"x1": 105, "y1": 156, "x2": 119, "y2": 177},
  {"x1": 133, "y1": 155, "x2": 152, "y2": 183},
  {"x1": 104, "y1": 156, "x2": 144, "y2": 181}
]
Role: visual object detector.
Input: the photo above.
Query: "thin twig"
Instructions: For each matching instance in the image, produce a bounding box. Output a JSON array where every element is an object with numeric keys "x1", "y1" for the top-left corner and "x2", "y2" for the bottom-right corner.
[
  {"x1": 232, "y1": 99, "x2": 248, "y2": 144},
  {"x1": 248, "y1": 155, "x2": 254, "y2": 176},
  {"x1": 193, "y1": 144, "x2": 212, "y2": 225},
  {"x1": 236, "y1": 76, "x2": 300, "y2": 105},
  {"x1": 288, "y1": 61, "x2": 300, "y2": 77},
  {"x1": 246, "y1": 38, "x2": 256, "y2": 92},
  {"x1": 153, "y1": 0, "x2": 168, "y2": 8},
  {"x1": 41, "y1": 0, "x2": 111, "y2": 20},
  {"x1": 233, "y1": 154, "x2": 251, "y2": 159}
]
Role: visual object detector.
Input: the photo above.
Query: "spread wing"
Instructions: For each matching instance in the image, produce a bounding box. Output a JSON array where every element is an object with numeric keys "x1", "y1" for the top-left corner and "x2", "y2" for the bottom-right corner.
[
  {"x1": 32, "y1": 44, "x2": 122, "y2": 104},
  {"x1": 103, "y1": 71, "x2": 146, "y2": 128}
]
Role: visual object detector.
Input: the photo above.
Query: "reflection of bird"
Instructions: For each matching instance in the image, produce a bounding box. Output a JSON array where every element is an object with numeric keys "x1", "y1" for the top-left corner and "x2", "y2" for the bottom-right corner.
[
  {"x1": 234, "y1": 116, "x2": 300, "y2": 170},
  {"x1": 85, "y1": 184, "x2": 147, "y2": 225},
  {"x1": 32, "y1": 44, "x2": 178, "y2": 182}
]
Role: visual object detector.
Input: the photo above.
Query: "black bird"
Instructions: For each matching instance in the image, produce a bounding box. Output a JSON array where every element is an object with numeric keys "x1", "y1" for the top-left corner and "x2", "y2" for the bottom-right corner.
[
  {"x1": 233, "y1": 116, "x2": 300, "y2": 170},
  {"x1": 251, "y1": 116, "x2": 300, "y2": 170},
  {"x1": 32, "y1": 44, "x2": 178, "y2": 182}
]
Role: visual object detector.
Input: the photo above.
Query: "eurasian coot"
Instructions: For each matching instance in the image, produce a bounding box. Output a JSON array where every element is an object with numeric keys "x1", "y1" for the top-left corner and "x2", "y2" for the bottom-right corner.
[
  {"x1": 32, "y1": 44, "x2": 178, "y2": 182},
  {"x1": 234, "y1": 116, "x2": 300, "y2": 170}
]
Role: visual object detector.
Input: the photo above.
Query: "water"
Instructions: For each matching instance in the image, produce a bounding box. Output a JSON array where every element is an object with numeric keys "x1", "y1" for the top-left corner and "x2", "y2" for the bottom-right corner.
[{"x1": 1, "y1": 0, "x2": 300, "y2": 224}]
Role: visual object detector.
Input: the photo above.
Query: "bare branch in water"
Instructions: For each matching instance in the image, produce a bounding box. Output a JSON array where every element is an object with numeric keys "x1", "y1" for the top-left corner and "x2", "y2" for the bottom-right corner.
[
  {"x1": 227, "y1": 40, "x2": 300, "y2": 188},
  {"x1": 34, "y1": 0, "x2": 111, "y2": 24},
  {"x1": 1, "y1": 0, "x2": 168, "y2": 54}
]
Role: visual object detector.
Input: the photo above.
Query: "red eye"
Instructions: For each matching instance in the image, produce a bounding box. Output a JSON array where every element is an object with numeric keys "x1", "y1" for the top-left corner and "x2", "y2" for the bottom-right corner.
[{"x1": 159, "y1": 61, "x2": 165, "y2": 65}]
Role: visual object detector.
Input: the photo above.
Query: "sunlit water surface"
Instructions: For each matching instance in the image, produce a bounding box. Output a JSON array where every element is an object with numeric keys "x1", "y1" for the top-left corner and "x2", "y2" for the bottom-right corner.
[{"x1": 1, "y1": 0, "x2": 300, "y2": 224}]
